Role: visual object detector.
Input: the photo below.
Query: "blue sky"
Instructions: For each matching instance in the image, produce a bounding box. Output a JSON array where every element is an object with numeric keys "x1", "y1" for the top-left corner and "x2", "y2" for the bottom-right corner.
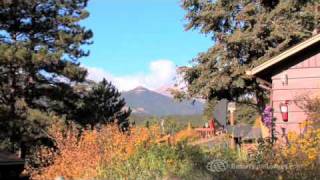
[{"x1": 82, "y1": 0, "x2": 212, "y2": 91}]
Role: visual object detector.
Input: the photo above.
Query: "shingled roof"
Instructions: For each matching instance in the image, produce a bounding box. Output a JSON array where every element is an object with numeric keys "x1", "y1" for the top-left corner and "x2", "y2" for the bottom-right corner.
[{"x1": 226, "y1": 124, "x2": 262, "y2": 140}]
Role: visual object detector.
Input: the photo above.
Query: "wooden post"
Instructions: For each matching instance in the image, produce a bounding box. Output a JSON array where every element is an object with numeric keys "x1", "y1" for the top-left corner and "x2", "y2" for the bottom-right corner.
[
  {"x1": 228, "y1": 102, "x2": 236, "y2": 149},
  {"x1": 230, "y1": 110, "x2": 235, "y2": 149}
]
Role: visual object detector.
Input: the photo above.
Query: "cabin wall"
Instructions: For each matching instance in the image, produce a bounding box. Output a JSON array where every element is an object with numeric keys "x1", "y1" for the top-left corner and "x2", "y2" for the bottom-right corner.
[{"x1": 272, "y1": 52, "x2": 320, "y2": 134}]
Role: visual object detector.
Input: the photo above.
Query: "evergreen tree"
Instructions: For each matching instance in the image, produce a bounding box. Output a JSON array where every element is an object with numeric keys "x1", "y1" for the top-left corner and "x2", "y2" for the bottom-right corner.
[
  {"x1": 203, "y1": 100, "x2": 259, "y2": 125},
  {"x1": 180, "y1": 0, "x2": 319, "y2": 110},
  {"x1": 76, "y1": 79, "x2": 131, "y2": 130},
  {"x1": 0, "y1": 0, "x2": 92, "y2": 155},
  {"x1": 202, "y1": 99, "x2": 216, "y2": 121}
]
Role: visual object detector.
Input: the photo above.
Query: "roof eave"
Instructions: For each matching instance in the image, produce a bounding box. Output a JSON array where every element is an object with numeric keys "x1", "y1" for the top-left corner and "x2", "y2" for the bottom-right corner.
[{"x1": 247, "y1": 33, "x2": 320, "y2": 76}]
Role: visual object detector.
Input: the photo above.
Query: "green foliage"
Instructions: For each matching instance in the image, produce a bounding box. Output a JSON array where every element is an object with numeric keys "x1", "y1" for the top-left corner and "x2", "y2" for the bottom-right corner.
[
  {"x1": 202, "y1": 99, "x2": 216, "y2": 121},
  {"x1": 180, "y1": 0, "x2": 320, "y2": 108},
  {"x1": 0, "y1": 0, "x2": 131, "y2": 170},
  {"x1": 297, "y1": 94, "x2": 320, "y2": 125},
  {"x1": 130, "y1": 114, "x2": 206, "y2": 128},
  {"x1": 0, "y1": 0, "x2": 92, "y2": 156},
  {"x1": 247, "y1": 139, "x2": 276, "y2": 166},
  {"x1": 202, "y1": 145, "x2": 239, "y2": 164},
  {"x1": 130, "y1": 115, "x2": 158, "y2": 126},
  {"x1": 164, "y1": 117, "x2": 182, "y2": 134},
  {"x1": 75, "y1": 79, "x2": 131, "y2": 129},
  {"x1": 203, "y1": 100, "x2": 259, "y2": 125},
  {"x1": 98, "y1": 143, "x2": 211, "y2": 180},
  {"x1": 235, "y1": 103, "x2": 259, "y2": 125},
  {"x1": 246, "y1": 138, "x2": 320, "y2": 179}
]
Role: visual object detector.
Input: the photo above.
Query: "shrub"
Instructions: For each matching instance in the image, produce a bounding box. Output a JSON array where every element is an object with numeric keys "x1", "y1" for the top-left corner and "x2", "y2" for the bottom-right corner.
[
  {"x1": 296, "y1": 94, "x2": 320, "y2": 125},
  {"x1": 31, "y1": 123, "x2": 161, "y2": 180},
  {"x1": 285, "y1": 127, "x2": 320, "y2": 169},
  {"x1": 246, "y1": 133, "x2": 320, "y2": 179},
  {"x1": 174, "y1": 125, "x2": 199, "y2": 143},
  {"x1": 30, "y1": 119, "x2": 213, "y2": 180},
  {"x1": 98, "y1": 143, "x2": 209, "y2": 180}
]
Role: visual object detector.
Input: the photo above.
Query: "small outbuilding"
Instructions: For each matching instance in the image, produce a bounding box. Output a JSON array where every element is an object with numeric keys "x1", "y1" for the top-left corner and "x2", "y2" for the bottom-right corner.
[
  {"x1": 247, "y1": 33, "x2": 320, "y2": 136},
  {"x1": 0, "y1": 151, "x2": 25, "y2": 179}
]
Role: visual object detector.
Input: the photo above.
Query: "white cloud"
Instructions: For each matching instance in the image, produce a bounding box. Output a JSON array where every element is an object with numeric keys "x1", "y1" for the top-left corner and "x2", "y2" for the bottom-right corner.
[{"x1": 86, "y1": 60, "x2": 177, "y2": 91}]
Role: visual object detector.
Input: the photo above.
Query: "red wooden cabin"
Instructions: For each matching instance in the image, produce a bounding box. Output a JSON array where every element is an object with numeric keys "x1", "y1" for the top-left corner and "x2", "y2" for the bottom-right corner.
[{"x1": 248, "y1": 33, "x2": 320, "y2": 136}]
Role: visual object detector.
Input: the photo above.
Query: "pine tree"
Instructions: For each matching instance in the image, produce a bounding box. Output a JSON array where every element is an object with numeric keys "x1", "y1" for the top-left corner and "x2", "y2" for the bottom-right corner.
[
  {"x1": 180, "y1": 0, "x2": 320, "y2": 110},
  {"x1": 0, "y1": 0, "x2": 92, "y2": 156},
  {"x1": 75, "y1": 79, "x2": 131, "y2": 130}
]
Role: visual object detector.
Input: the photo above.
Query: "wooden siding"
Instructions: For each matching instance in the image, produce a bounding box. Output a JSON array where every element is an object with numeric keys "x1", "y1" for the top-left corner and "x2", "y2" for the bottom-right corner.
[
  {"x1": 271, "y1": 52, "x2": 320, "y2": 134},
  {"x1": 290, "y1": 52, "x2": 320, "y2": 68}
]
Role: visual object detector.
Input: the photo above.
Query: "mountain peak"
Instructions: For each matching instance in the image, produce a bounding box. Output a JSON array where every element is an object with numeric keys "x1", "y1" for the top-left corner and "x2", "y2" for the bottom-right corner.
[
  {"x1": 132, "y1": 86, "x2": 149, "y2": 93},
  {"x1": 122, "y1": 86, "x2": 204, "y2": 116}
]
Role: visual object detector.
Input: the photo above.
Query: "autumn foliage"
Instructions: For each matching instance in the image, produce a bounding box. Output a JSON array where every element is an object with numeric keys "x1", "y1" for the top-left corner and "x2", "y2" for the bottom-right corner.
[
  {"x1": 174, "y1": 125, "x2": 199, "y2": 143},
  {"x1": 29, "y1": 117, "x2": 320, "y2": 179},
  {"x1": 285, "y1": 125, "x2": 320, "y2": 167},
  {"x1": 31, "y1": 122, "x2": 161, "y2": 180}
]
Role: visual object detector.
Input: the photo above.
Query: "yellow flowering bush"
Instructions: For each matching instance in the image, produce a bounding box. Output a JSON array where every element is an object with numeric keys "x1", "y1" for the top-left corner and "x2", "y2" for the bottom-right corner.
[{"x1": 285, "y1": 126, "x2": 320, "y2": 167}]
